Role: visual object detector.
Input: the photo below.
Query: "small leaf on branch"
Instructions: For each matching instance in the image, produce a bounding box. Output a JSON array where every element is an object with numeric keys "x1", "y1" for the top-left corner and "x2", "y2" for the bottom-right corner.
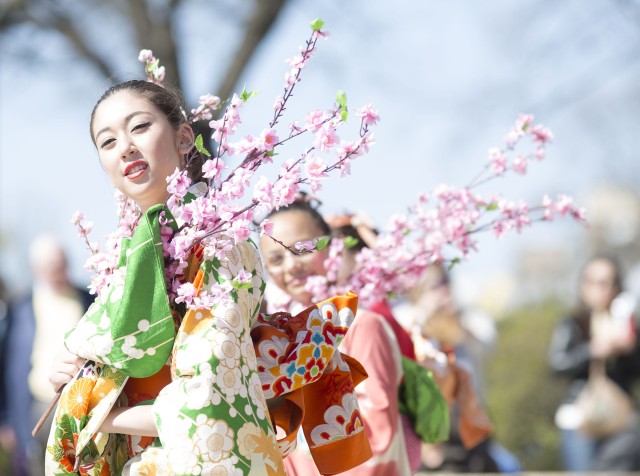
[
  {"x1": 344, "y1": 236, "x2": 360, "y2": 249},
  {"x1": 310, "y1": 18, "x2": 325, "y2": 31},
  {"x1": 240, "y1": 85, "x2": 259, "y2": 103},
  {"x1": 448, "y1": 258, "x2": 461, "y2": 271},
  {"x1": 147, "y1": 58, "x2": 159, "y2": 73},
  {"x1": 485, "y1": 202, "x2": 498, "y2": 211},
  {"x1": 265, "y1": 150, "x2": 278, "y2": 157},
  {"x1": 194, "y1": 135, "x2": 211, "y2": 157},
  {"x1": 315, "y1": 236, "x2": 330, "y2": 250},
  {"x1": 336, "y1": 89, "x2": 348, "y2": 122}
]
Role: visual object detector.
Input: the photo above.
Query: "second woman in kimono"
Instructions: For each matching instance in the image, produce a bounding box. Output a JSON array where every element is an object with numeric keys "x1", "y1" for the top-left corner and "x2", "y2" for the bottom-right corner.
[{"x1": 260, "y1": 198, "x2": 412, "y2": 476}]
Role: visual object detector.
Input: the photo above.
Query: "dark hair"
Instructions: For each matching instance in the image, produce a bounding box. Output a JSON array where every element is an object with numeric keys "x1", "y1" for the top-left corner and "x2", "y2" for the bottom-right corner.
[
  {"x1": 90, "y1": 79, "x2": 205, "y2": 182},
  {"x1": 575, "y1": 254, "x2": 625, "y2": 332},
  {"x1": 580, "y1": 254, "x2": 624, "y2": 295},
  {"x1": 331, "y1": 224, "x2": 368, "y2": 253},
  {"x1": 265, "y1": 192, "x2": 331, "y2": 236}
]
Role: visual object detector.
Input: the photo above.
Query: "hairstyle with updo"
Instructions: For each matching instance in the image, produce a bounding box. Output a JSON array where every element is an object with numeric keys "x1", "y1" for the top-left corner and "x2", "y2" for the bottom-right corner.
[
  {"x1": 265, "y1": 192, "x2": 331, "y2": 237},
  {"x1": 89, "y1": 79, "x2": 206, "y2": 183}
]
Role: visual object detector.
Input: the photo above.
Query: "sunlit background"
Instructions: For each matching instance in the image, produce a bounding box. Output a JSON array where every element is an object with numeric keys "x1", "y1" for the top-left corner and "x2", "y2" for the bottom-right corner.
[{"x1": 2, "y1": 0, "x2": 640, "y2": 470}]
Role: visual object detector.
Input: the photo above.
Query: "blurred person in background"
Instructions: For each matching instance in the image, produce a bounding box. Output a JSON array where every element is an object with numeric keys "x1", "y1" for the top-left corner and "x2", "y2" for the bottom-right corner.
[
  {"x1": 0, "y1": 276, "x2": 19, "y2": 474},
  {"x1": 548, "y1": 255, "x2": 640, "y2": 472},
  {"x1": 3, "y1": 235, "x2": 92, "y2": 475},
  {"x1": 325, "y1": 212, "x2": 425, "y2": 472},
  {"x1": 395, "y1": 264, "x2": 520, "y2": 473}
]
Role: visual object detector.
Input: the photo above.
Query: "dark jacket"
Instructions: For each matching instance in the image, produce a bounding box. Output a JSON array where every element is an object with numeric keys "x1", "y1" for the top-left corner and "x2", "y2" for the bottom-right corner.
[{"x1": 548, "y1": 314, "x2": 640, "y2": 405}]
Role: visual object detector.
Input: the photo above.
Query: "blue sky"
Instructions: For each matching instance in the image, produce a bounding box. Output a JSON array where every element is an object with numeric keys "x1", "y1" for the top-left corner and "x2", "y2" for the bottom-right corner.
[{"x1": 2, "y1": 0, "x2": 639, "y2": 308}]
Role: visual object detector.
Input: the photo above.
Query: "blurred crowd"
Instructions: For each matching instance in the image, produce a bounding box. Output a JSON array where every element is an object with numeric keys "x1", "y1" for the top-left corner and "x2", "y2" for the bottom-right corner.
[{"x1": 1, "y1": 229, "x2": 639, "y2": 475}]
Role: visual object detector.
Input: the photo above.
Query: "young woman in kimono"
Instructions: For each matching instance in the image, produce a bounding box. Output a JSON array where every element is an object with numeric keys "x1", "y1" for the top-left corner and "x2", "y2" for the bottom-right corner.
[
  {"x1": 44, "y1": 81, "x2": 370, "y2": 475},
  {"x1": 259, "y1": 199, "x2": 412, "y2": 476}
]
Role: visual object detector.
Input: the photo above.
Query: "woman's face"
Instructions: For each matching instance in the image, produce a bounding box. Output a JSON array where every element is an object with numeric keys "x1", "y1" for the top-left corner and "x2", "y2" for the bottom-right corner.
[
  {"x1": 259, "y1": 210, "x2": 328, "y2": 306},
  {"x1": 92, "y1": 90, "x2": 191, "y2": 211},
  {"x1": 580, "y1": 259, "x2": 619, "y2": 312}
]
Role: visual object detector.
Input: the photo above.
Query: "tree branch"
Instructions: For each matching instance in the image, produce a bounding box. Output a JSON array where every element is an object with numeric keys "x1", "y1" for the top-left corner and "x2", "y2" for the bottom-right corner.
[
  {"x1": 128, "y1": 0, "x2": 181, "y2": 88},
  {"x1": 214, "y1": 0, "x2": 289, "y2": 105}
]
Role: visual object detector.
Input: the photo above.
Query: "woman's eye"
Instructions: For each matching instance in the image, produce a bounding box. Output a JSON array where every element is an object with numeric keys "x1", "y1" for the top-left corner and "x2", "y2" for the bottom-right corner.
[
  {"x1": 131, "y1": 122, "x2": 150, "y2": 132},
  {"x1": 268, "y1": 255, "x2": 284, "y2": 266},
  {"x1": 100, "y1": 138, "x2": 115, "y2": 149}
]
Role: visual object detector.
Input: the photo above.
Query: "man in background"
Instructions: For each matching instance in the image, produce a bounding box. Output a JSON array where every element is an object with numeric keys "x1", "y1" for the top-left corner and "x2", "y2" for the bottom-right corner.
[{"x1": 3, "y1": 235, "x2": 92, "y2": 475}]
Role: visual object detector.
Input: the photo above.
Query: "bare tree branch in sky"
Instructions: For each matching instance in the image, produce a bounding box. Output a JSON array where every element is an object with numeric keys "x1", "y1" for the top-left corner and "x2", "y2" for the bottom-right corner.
[{"x1": 0, "y1": 0, "x2": 289, "y2": 97}]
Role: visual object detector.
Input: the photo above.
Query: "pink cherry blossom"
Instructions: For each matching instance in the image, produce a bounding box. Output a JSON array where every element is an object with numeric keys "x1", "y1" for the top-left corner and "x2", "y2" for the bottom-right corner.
[
  {"x1": 531, "y1": 125, "x2": 553, "y2": 144},
  {"x1": 512, "y1": 156, "x2": 528, "y2": 175},
  {"x1": 504, "y1": 129, "x2": 521, "y2": 147},
  {"x1": 259, "y1": 128, "x2": 279, "y2": 151},
  {"x1": 175, "y1": 282, "x2": 197, "y2": 306},
  {"x1": 286, "y1": 54, "x2": 305, "y2": 69},
  {"x1": 304, "y1": 275, "x2": 331, "y2": 303},
  {"x1": 295, "y1": 240, "x2": 316, "y2": 252},
  {"x1": 314, "y1": 123, "x2": 339, "y2": 151},
  {"x1": 253, "y1": 176, "x2": 274, "y2": 211},
  {"x1": 305, "y1": 110, "x2": 327, "y2": 133},
  {"x1": 138, "y1": 49, "x2": 155, "y2": 62},
  {"x1": 200, "y1": 94, "x2": 220, "y2": 108},
  {"x1": 71, "y1": 211, "x2": 84, "y2": 225},
  {"x1": 355, "y1": 104, "x2": 380, "y2": 126},
  {"x1": 260, "y1": 219, "x2": 274, "y2": 237},
  {"x1": 166, "y1": 168, "x2": 191, "y2": 201},
  {"x1": 555, "y1": 195, "x2": 575, "y2": 215},
  {"x1": 289, "y1": 121, "x2": 303, "y2": 134},
  {"x1": 515, "y1": 113, "x2": 535, "y2": 131},
  {"x1": 488, "y1": 148, "x2": 507, "y2": 175},
  {"x1": 305, "y1": 155, "x2": 327, "y2": 179},
  {"x1": 273, "y1": 96, "x2": 285, "y2": 113},
  {"x1": 202, "y1": 159, "x2": 224, "y2": 180},
  {"x1": 190, "y1": 94, "x2": 221, "y2": 122},
  {"x1": 272, "y1": 178, "x2": 300, "y2": 209},
  {"x1": 229, "y1": 218, "x2": 251, "y2": 243}
]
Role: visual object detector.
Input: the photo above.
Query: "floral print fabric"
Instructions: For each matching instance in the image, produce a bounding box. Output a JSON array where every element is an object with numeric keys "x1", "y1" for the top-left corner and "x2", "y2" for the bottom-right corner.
[{"x1": 254, "y1": 294, "x2": 373, "y2": 474}]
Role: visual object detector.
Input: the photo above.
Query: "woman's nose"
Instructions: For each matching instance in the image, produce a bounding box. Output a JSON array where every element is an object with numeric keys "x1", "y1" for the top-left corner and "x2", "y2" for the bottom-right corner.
[
  {"x1": 283, "y1": 253, "x2": 303, "y2": 274},
  {"x1": 119, "y1": 140, "x2": 137, "y2": 159}
]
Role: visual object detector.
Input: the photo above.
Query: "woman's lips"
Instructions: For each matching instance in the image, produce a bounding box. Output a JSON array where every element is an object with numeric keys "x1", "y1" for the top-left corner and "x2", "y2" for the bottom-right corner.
[
  {"x1": 287, "y1": 276, "x2": 308, "y2": 288},
  {"x1": 123, "y1": 161, "x2": 148, "y2": 179}
]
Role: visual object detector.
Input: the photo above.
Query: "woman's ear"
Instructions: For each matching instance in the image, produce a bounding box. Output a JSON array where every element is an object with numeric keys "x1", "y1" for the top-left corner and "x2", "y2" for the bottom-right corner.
[{"x1": 176, "y1": 123, "x2": 196, "y2": 155}]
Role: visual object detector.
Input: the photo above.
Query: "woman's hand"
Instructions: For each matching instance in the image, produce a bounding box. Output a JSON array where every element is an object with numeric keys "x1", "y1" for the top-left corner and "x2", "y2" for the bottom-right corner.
[
  {"x1": 48, "y1": 347, "x2": 84, "y2": 392},
  {"x1": 99, "y1": 406, "x2": 158, "y2": 437},
  {"x1": 590, "y1": 331, "x2": 636, "y2": 359}
]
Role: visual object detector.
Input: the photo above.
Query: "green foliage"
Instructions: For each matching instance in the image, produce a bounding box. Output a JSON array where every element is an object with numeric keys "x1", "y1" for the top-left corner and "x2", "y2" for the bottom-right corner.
[
  {"x1": 336, "y1": 89, "x2": 348, "y2": 122},
  {"x1": 447, "y1": 257, "x2": 461, "y2": 270},
  {"x1": 485, "y1": 299, "x2": 569, "y2": 470},
  {"x1": 146, "y1": 59, "x2": 160, "y2": 73},
  {"x1": 485, "y1": 202, "x2": 499, "y2": 211},
  {"x1": 344, "y1": 236, "x2": 360, "y2": 249},
  {"x1": 240, "y1": 85, "x2": 258, "y2": 103},
  {"x1": 194, "y1": 135, "x2": 211, "y2": 157},
  {"x1": 315, "y1": 236, "x2": 330, "y2": 250},
  {"x1": 310, "y1": 18, "x2": 324, "y2": 31},
  {"x1": 0, "y1": 445, "x2": 12, "y2": 476}
]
